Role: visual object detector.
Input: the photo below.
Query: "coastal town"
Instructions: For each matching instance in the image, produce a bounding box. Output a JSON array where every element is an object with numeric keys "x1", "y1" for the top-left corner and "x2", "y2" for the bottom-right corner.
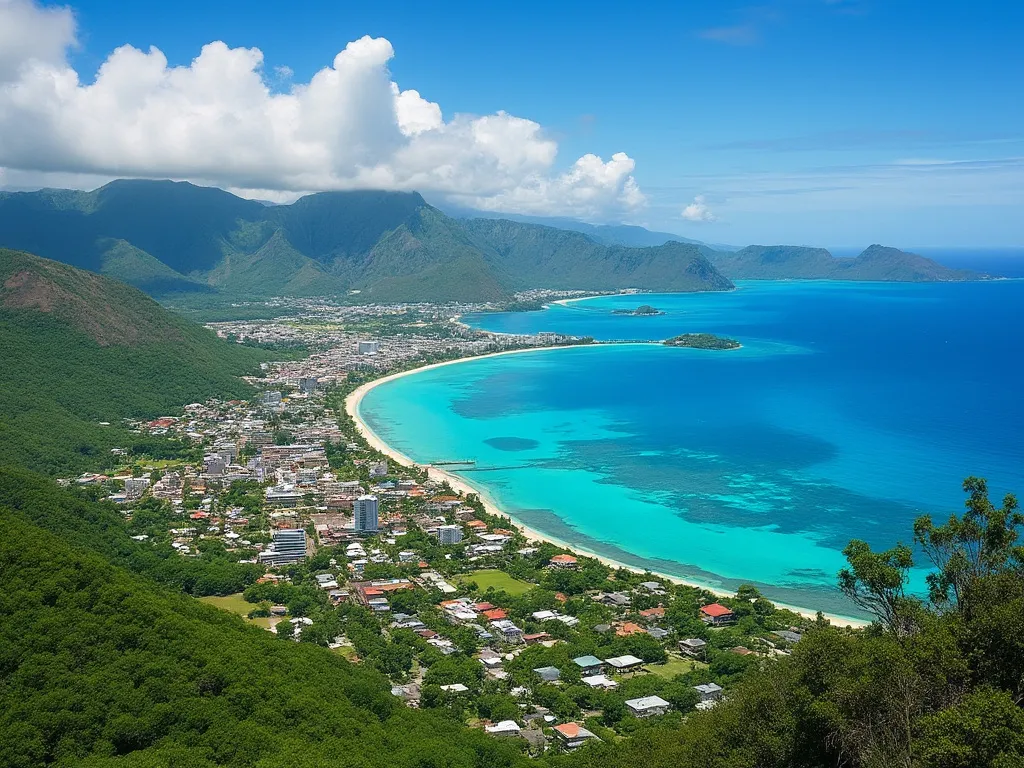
[{"x1": 67, "y1": 299, "x2": 832, "y2": 755}]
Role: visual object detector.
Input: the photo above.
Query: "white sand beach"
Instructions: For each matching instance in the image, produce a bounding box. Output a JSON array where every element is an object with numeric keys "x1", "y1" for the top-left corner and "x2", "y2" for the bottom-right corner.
[{"x1": 345, "y1": 348, "x2": 870, "y2": 628}]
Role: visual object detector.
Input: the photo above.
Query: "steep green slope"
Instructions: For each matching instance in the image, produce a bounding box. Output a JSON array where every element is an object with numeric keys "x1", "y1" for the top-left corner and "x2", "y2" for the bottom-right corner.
[
  {"x1": 269, "y1": 189, "x2": 428, "y2": 264},
  {"x1": 709, "y1": 244, "x2": 983, "y2": 281},
  {"x1": 96, "y1": 238, "x2": 211, "y2": 295},
  {"x1": 355, "y1": 207, "x2": 514, "y2": 302},
  {"x1": 0, "y1": 249, "x2": 270, "y2": 474},
  {"x1": 0, "y1": 469, "x2": 528, "y2": 768},
  {"x1": 87, "y1": 179, "x2": 267, "y2": 274},
  {"x1": 208, "y1": 230, "x2": 347, "y2": 296},
  {"x1": 463, "y1": 218, "x2": 733, "y2": 292}
]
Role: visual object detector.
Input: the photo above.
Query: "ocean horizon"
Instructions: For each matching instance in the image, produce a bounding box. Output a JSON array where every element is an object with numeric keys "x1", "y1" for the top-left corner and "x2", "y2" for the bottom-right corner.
[{"x1": 358, "y1": 280, "x2": 1024, "y2": 617}]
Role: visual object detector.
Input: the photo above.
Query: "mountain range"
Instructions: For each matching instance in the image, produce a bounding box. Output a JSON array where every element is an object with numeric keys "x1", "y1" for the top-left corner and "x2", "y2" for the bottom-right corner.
[
  {"x1": 0, "y1": 180, "x2": 982, "y2": 302},
  {"x1": 707, "y1": 244, "x2": 984, "y2": 282}
]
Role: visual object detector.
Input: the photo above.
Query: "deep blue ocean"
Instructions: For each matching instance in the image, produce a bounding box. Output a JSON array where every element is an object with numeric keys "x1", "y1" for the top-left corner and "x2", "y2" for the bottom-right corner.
[{"x1": 359, "y1": 280, "x2": 1024, "y2": 617}]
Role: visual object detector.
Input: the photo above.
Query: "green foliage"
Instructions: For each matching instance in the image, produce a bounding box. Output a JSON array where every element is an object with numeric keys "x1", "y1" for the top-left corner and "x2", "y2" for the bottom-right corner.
[
  {"x1": 837, "y1": 539, "x2": 915, "y2": 635},
  {"x1": 915, "y1": 688, "x2": 1024, "y2": 767},
  {"x1": 663, "y1": 333, "x2": 741, "y2": 350},
  {"x1": 0, "y1": 487, "x2": 529, "y2": 767},
  {"x1": 0, "y1": 249, "x2": 270, "y2": 475},
  {"x1": 0, "y1": 468, "x2": 262, "y2": 596},
  {"x1": 914, "y1": 476, "x2": 1022, "y2": 612}
]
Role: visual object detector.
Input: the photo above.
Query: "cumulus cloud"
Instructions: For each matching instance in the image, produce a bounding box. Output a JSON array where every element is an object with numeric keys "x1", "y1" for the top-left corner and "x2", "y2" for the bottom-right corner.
[
  {"x1": 0, "y1": 0, "x2": 75, "y2": 82},
  {"x1": 681, "y1": 195, "x2": 716, "y2": 222},
  {"x1": 0, "y1": 1, "x2": 644, "y2": 218}
]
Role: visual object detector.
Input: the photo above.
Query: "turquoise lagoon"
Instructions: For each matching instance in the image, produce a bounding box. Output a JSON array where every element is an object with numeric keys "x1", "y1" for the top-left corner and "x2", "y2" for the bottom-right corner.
[{"x1": 358, "y1": 281, "x2": 1024, "y2": 617}]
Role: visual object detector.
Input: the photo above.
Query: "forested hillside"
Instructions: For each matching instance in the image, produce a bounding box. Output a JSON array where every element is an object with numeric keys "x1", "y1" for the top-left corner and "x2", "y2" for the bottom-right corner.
[
  {"x1": 0, "y1": 249, "x2": 270, "y2": 474},
  {"x1": 2, "y1": 466, "x2": 1021, "y2": 767},
  {"x1": 0, "y1": 468, "x2": 529, "y2": 768}
]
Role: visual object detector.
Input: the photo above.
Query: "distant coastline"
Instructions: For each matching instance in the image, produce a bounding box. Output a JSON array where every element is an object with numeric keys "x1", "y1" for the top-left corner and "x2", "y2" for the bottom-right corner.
[{"x1": 345, "y1": 345, "x2": 868, "y2": 628}]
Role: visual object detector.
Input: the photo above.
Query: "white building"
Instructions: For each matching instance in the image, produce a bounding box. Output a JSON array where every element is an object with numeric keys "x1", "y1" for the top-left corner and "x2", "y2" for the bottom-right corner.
[
  {"x1": 259, "y1": 528, "x2": 307, "y2": 565},
  {"x1": 353, "y1": 494, "x2": 379, "y2": 533},
  {"x1": 437, "y1": 524, "x2": 463, "y2": 545},
  {"x1": 694, "y1": 682, "x2": 724, "y2": 702},
  {"x1": 484, "y1": 720, "x2": 521, "y2": 737},
  {"x1": 357, "y1": 340, "x2": 380, "y2": 355},
  {"x1": 625, "y1": 695, "x2": 671, "y2": 718}
]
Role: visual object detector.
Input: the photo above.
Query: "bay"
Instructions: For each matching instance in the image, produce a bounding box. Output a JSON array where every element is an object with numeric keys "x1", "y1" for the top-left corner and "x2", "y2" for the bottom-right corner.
[{"x1": 358, "y1": 280, "x2": 1024, "y2": 617}]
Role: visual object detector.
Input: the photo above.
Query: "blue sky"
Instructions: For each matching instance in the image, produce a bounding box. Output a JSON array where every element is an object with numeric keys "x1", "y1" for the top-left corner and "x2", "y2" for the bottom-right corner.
[{"x1": 2, "y1": 0, "x2": 1022, "y2": 247}]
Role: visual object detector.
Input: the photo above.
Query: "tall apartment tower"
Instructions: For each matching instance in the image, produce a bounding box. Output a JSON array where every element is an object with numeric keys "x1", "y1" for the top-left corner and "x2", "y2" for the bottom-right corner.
[
  {"x1": 437, "y1": 524, "x2": 463, "y2": 545},
  {"x1": 353, "y1": 494, "x2": 379, "y2": 533}
]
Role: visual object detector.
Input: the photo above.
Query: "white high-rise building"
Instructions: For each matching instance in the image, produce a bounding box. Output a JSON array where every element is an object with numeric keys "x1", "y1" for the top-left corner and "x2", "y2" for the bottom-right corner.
[
  {"x1": 357, "y1": 340, "x2": 380, "y2": 355},
  {"x1": 437, "y1": 524, "x2": 463, "y2": 545},
  {"x1": 259, "y1": 528, "x2": 307, "y2": 565},
  {"x1": 353, "y1": 495, "x2": 379, "y2": 533}
]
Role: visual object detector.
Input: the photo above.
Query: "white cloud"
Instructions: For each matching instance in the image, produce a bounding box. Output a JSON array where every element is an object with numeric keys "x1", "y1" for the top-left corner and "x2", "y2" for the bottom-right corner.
[
  {"x1": 681, "y1": 195, "x2": 716, "y2": 222},
  {"x1": 0, "y1": 2, "x2": 644, "y2": 218},
  {"x1": 0, "y1": 0, "x2": 75, "y2": 82}
]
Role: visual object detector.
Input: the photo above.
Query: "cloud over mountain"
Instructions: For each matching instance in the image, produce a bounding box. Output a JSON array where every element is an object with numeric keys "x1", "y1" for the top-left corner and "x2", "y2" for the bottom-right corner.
[{"x1": 0, "y1": 0, "x2": 643, "y2": 218}]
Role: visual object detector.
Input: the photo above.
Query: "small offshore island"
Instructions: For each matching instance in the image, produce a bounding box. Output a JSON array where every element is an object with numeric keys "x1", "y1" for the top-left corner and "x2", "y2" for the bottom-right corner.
[
  {"x1": 612, "y1": 303, "x2": 664, "y2": 316},
  {"x1": 663, "y1": 332, "x2": 742, "y2": 350}
]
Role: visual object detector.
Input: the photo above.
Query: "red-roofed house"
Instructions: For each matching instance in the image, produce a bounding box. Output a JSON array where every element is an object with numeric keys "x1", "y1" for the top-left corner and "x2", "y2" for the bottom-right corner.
[
  {"x1": 482, "y1": 608, "x2": 508, "y2": 621},
  {"x1": 549, "y1": 554, "x2": 578, "y2": 569},
  {"x1": 474, "y1": 602, "x2": 496, "y2": 611},
  {"x1": 700, "y1": 603, "x2": 737, "y2": 626},
  {"x1": 638, "y1": 606, "x2": 665, "y2": 620},
  {"x1": 615, "y1": 622, "x2": 646, "y2": 637}
]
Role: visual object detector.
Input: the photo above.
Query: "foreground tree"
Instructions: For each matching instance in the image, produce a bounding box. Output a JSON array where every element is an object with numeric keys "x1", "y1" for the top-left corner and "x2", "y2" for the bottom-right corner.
[
  {"x1": 837, "y1": 540, "x2": 917, "y2": 637},
  {"x1": 913, "y1": 476, "x2": 1022, "y2": 616}
]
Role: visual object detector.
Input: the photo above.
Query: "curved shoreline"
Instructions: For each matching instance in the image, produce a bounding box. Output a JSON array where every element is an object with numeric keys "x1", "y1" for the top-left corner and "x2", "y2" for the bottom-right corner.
[{"x1": 345, "y1": 346, "x2": 868, "y2": 628}]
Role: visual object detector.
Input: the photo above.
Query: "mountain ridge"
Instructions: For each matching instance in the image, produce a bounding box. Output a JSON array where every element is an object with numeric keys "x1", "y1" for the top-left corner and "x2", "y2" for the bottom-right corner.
[
  {"x1": 709, "y1": 243, "x2": 985, "y2": 282},
  {"x1": 0, "y1": 180, "x2": 982, "y2": 300}
]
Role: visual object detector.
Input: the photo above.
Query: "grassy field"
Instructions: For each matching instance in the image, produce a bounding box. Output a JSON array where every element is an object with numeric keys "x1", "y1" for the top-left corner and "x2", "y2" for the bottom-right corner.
[
  {"x1": 200, "y1": 592, "x2": 255, "y2": 616},
  {"x1": 645, "y1": 655, "x2": 705, "y2": 679},
  {"x1": 456, "y1": 569, "x2": 534, "y2": 596}
]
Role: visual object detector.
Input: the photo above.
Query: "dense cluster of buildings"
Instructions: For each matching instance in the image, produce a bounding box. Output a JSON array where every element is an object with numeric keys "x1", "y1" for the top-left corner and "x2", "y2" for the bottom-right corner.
[{"x1": 81, "y1": 297, "x2": 809, "y2": 756}]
